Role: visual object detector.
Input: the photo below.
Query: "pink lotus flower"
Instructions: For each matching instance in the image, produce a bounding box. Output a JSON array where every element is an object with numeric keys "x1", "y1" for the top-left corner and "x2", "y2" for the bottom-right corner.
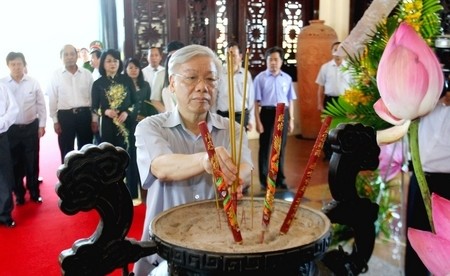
[
  {"x1": 374, "y1": 22, "x2": 443, "y2": 125},
  {"x1": 408, "y1": 193, "x2": 450, "y2": 275}
]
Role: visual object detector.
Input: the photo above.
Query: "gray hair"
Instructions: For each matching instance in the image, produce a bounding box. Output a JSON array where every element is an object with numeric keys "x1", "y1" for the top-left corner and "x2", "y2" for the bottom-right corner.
[{"x1": 168, "y1": 44, "x2": 222, "y2": 77}]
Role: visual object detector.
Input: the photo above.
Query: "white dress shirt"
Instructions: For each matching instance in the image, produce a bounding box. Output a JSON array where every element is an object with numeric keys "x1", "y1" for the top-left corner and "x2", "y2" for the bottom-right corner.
[
  {"x1": 142, "y1": 65, "x2": 164, "y2": 85},
  {"x1": 215, "y1": 66, "x2": 255, "y2": 125},
  {"x1": 419, "y1": 104, "x2": 450, "y2": 173},
  {"x1": 315, "y1": 59, "x2": 352, "y2": 97},
  {"x1": 150, "y1": 68, "x2": 165, "y2": 102},
  {"x1": 47, "y1": 66, "x2": 94, "y2": 123},
  {"x1": 0, "y1": 83, "x2": 19, "y2": 133},
  {"x1": 0, "y1": 74, "x2": 46, "y2": 127}
]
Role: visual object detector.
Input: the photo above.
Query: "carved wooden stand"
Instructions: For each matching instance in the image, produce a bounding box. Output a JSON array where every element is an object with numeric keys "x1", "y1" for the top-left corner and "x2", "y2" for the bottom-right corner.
[
  {"x1": 321, "y1": 123, "x2": 381, "y2": 275},
  {"x1": 56, "y1": 143, "x2": 156, "y2": 276}
]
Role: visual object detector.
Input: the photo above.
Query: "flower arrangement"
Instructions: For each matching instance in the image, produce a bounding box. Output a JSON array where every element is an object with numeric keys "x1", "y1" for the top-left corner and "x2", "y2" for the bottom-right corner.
[
  {"x1": 106, "y1": 83, "x2": 129, "y2": 148},
  {"x1": 323, "y1": 0, "x2": 442, "y2": 130},
  {"x1": 323, "y1": 0, "x2": 444, "y2": 247}
]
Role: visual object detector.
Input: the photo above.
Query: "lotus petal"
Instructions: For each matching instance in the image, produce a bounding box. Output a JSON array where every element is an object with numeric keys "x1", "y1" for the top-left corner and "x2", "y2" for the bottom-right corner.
[
  {"x1": 373, "y1": 99, "x2": 406, "y2": 125},
  {"x1": 408, "y1": 228, "x2": 450, "y2": 275},
  {"x1": 376, "y1": 119, "x2": 410, "y2": 145},
  {"x1": 432, "y1": 193, "x2": 450, "y2": 238}
]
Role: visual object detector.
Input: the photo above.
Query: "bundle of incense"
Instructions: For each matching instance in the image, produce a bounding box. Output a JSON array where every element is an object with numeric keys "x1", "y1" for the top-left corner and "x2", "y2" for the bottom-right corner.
[
  {"x1": 198, "y1": 121, "x2": 243, "y2": 243},
  {"x1": 279, "y1": 116, "x2": 332, "y2": 235},
  {"x1": 226, "y1": 51, "x2": 238, "y2": 213},
  {"x1": 260, "y1": 103, "x2": 285, "y2": 242}
]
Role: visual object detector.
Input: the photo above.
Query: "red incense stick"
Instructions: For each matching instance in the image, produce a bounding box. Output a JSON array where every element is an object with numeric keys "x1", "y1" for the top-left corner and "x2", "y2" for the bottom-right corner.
[
  {"x1": 279, "y1": 116, "x2": 332, "y2": 234},
  {"x1": 260, "y1": 103, "x2": 285, "y2": 242},
  {"x1": 198, "y1": 121, "x2": 243, "y2": 243}
]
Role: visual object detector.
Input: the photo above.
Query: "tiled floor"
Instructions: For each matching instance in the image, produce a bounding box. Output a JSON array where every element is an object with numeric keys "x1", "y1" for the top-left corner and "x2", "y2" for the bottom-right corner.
[{"x1": 247, "y1": 135, "x2": 406, "y2": 275}]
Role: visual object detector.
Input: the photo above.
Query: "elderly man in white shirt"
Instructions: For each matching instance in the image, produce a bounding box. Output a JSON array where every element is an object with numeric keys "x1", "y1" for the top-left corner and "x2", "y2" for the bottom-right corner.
[
  {"x1": 142, "y1": 46, "x2": 164, "y2": 85},
  {"x1": 215, "y1": 42, "x2": 255, "y2": 132},
  {"x1": 48, "y1": 44, "x2": 94, "y2": 163}
]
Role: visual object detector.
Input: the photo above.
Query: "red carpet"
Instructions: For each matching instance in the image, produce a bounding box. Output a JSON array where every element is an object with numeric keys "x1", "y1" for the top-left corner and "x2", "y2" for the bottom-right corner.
[{"x1": 0, "y1": 127, "x2": 146, "y2": 275}]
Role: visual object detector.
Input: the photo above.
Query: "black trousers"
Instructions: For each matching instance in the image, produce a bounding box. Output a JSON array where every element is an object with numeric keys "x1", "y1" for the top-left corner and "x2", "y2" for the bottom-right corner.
[
  {"x1": 0, "y1": 132, "x2": 14, "y2": 222},
  {"x1": 217, "y1": 109, "x2": 249, "y2": 131},
  {"x1": 258, "y1": 106, "x2": 290, "y2": 187},
  {"x1": 126, "y1": 119, "x2": 139, "y2": 199},
  {"x1": 57, "y1": 107, "x2": 93, "y2": 163},
  {"x1": 405, "y1": 172, "x2": 450, "y2": 275},
  {"x1": 7, "y1": 119, "x2": 40, "y2": 200}
]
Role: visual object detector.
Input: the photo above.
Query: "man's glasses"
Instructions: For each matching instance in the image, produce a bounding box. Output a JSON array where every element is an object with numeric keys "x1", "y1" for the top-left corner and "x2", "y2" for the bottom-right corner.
[{"x1": 173, "y1": 73, "x2": 219, "y2": 88}]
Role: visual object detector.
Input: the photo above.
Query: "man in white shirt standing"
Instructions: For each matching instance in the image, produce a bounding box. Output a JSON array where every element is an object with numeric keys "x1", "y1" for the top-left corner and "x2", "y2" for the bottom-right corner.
[
  {"x1": 1, "y1": 52, "x2": 47, "y2": 205},
  {"x1": 316, "y1": 42, "x2": 352, "y2": 111},
  {"x1": 215, "y1": 41, "x2": 255, "y2": 131},
  {"x1": 142, "y1": 46, "x2": 164, "y2": 84},
  {"x1": 316, "y1": 41, "x2": 352, "y2": 160},
  {"x1": 48, "y1": 44, "x2": 94, "y2": 163},
  {"x1": 151, "y1": 41, "x2": 185, "y2": 113}
]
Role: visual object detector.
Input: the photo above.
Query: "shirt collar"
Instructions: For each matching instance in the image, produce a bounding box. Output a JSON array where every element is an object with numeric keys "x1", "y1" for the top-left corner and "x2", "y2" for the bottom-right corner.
[
  {"x1": 264, "y1": 69, "x2": 283, "y2": 77},
  {"x1": 332, "y1": 59, "x2": 347, "y2": 67},
  {"x1": 61, "y1": 66, "x2": 82, "y2": 74},
  {"x1": 6, "y1": 74, "x2": 27, "y2": 83},
  {"x1": 163, "y1": 110, "x2": 228, "y2": 132},
  {"x1": 223, "y1": 65, "x2": 244, "y2": 75}
]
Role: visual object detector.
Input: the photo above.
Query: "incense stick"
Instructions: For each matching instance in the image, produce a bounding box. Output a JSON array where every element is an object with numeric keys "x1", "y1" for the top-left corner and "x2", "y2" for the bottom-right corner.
[
  {"x1": 227, "y1": 50, "x2": 238, "y2": 212},
  {"x1": 260, "y1": 103, "x2": 286, "y2": 243},
  {"x1": 279, "y1": 116, "x2": 332, "y2": 235},
  {"x1": 198, "y1": 121, "x2": 243, "y2": 243}
]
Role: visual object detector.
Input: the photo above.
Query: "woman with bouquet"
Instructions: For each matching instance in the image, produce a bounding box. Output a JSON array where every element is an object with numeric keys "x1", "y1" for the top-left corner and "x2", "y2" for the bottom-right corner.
[{"x1": 91, "y1": 49, "x2": 133, "y2": 149}]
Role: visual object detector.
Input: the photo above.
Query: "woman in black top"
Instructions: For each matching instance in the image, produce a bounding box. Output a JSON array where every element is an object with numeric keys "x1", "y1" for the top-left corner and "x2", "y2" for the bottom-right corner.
[
  {"x1": 91, "y1": 49, "x2": 133, "y2": 149},
  {"x1": 124, "y1": 57, "x2": 158, "y2": 123},
  {"x1": 123, "y1": 57, "x2": 158, "y2": 200}
]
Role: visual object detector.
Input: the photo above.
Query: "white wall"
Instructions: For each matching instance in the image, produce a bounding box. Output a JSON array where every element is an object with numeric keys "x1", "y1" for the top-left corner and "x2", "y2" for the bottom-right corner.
[
  {"x1": 318, "y1": 0, "x2": 351, "y2": 41},
  {"x1": 0, "y1": 0, "x2": 100, "y2": 91}
]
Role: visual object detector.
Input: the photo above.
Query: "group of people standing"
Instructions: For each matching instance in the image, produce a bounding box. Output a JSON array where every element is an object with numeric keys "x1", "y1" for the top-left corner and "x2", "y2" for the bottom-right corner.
[
  {"x1": 0, "y1": 40, "x2": 162, "y2": 227},
  {"x1": 49, "y1": 44, "x2": 162, "y2": 203},
  {"x1": 0, "y1": 41, "x2": 299, "y2": 276}
]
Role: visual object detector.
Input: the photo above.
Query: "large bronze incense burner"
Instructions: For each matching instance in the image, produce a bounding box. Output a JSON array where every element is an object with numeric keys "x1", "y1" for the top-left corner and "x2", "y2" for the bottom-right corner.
[{"x1": 150, "y1": 198, "x2": 331, "y2": 275}]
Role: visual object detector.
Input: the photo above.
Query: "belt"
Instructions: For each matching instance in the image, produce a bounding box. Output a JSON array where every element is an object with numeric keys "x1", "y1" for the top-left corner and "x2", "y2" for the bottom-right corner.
[
  {"x1": 217, "y1": 109, "x2": 248, "y2": 116},
  {"x1": 14, "y1": 118, "x2": 38, "y2": 128},
  {"x1": 261, "y1": 106, "x2": 276, "y2": 110},
  {"x1": 61, "y1": 107, "x2": 91, "y2": 114},
  {"x1": 261, "y1": 106, "x2": 288, "y2": 110},
  {"x1": 424, "y1": 172, "x2": 450, "y2": 177}
]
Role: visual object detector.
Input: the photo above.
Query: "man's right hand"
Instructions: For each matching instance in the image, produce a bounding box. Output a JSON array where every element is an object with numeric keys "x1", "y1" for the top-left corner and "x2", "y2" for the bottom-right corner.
[
  {"x1": 91, "y1": 122, "x2": 99, "y2": 133},
  {"x1": 53, "y1": 122, "x2": 62, "y2": 135}
]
